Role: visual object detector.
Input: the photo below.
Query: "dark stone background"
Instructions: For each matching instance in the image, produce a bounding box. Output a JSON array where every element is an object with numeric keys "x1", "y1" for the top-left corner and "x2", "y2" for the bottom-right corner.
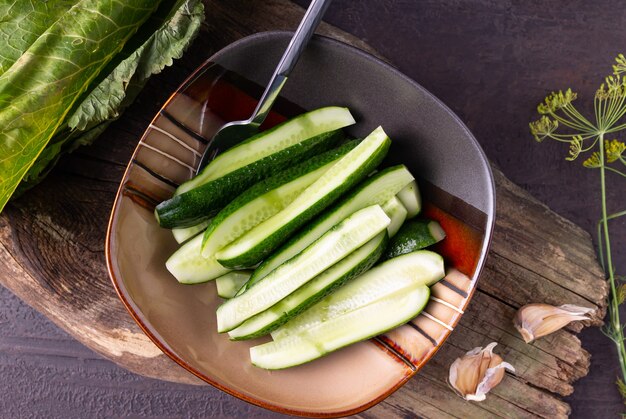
[{"x1": 1, "y1": 0, "x2": 624, "y2": 417}]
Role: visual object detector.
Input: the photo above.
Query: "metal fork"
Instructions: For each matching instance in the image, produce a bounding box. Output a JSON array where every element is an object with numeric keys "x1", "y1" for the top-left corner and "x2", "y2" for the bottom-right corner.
[{"x1": 195, "y1": 0, "x2": 333, "y2": 174}]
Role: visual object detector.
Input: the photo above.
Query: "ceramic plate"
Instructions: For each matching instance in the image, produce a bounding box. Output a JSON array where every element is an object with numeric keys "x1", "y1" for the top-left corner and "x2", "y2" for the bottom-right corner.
[{"x1": 106, "y1": 32, "x2": 495, "y2": 417}]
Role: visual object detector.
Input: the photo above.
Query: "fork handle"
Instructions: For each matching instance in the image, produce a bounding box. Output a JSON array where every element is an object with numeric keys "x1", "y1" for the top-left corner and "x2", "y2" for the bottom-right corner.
[{"x1": 250, "y1": 0, "x2": 333, "y2": 126}]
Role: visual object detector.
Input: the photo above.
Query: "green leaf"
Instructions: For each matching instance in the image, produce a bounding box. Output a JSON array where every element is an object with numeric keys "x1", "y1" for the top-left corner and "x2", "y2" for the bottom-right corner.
[
  {"x1": 0, "y1": 0, "x2": 161, "y2": 212},
  {"x1": 16, "y1": 0, "x2": 204, "y2": 192},
  {"x1": 67, "y1": 0, "x2": 204, "y2": 130},
  {"x1": 0, "y1": 1, "x2": 78, "y2": 76}
]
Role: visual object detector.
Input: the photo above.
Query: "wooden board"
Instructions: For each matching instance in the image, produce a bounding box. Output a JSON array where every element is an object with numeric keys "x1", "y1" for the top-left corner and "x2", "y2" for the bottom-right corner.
[{"x1": 0, "y1": 1, "x2": 607, "y2": 417}]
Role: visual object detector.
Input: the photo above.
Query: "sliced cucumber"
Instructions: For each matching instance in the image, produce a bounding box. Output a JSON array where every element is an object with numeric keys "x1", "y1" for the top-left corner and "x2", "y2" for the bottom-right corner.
[
  {"x1": 383, "y1": 219, "x2": 446, "y2": 260},
  {"x1": 397, "y1": 180, "x2": 421, "y2": 218},
  {"x1": 216, "y1": 271, "x2": 252, "y2": 299},
  {"x1": 155, "y1": 129, "x2": 344, "y2": 228},
  {"x1": 242, "y1": 165, "x2": 415, "y2": 292},
  {"x1": 381, "y1": 196, "x2": 408, "y2": 238},
  {"x1": 216, "y1": 205, "x2": 391, "y2": 332},
  {"x1": 172, "y1": 220, "x2": 211, "y2": 244},
  {"x1": 201, "y1": 141, "x2": 359, "y2": 258},
  {"x1": 166, "y1": 234, "x2": 230, "y2": 284},
  {"x1": 167, "y1": 143, "x2": 358, "y2": 284},
  {"x1": 176, "y1": 106, "x2": 355, "y2": 195},
  {"x1": 216, "y1": 127, "x2": 391, "y2": 268},
  {"x1": 228, "y1": 232, "x2": 387, "y2": 340},
  {"x1": 272, "y1": 250, "x2": 444, "y2": 340},
  {"x1": 250, "y1": 284, "x2": 430, "y2": 369}
]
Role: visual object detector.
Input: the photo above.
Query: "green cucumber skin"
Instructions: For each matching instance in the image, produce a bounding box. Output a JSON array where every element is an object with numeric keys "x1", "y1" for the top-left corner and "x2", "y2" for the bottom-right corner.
[
  {"x1": 176, "y1": 106, "x2": 355, "y2": 195},
  {"x1": 155, "y1": 130, "x2": 345, "y2": 228},
  {"x1": 217, "y1": 137, "x2": 391, "y2": 268},
  {"x1": 241, "y1": 165, "x2": 413, "y2": 293},
  {"x1": 201, "y1": 140, "x2": 360, "y2": 254},
  {"x1": 230, "y1": 232, "x2": 388, "y2": 340},
  {"x1": 383, "y1": 219, "x2": 446, "y2": 260}
]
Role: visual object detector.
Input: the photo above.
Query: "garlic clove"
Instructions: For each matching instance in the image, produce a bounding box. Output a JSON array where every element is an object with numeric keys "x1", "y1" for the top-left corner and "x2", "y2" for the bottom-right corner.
[
  {"x1": 514, "y1": 303, "x2": 594, "y2": 343},
  {"x1": 448, "y1": 342, "x2": 515, "y2": 401}
]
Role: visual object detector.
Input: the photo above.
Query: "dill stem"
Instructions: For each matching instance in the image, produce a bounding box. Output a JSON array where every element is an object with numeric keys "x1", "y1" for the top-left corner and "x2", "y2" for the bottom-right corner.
[
  {"x1": 606, "y1": 166, "x2": 626, "y2": 178},
  {"x1": 566, "y1": 104, "x2": 595, "y2": 129},
  {"x1": 581, "y1": 137, "x2": 600, "y2": 153},
  {"x1": 598, "y1": 209, "x2": 626, "y2": 272},
  {"x1": 551, "y1": 112, "x2": 591, "y2": 132},
  {"x1": 606, "y1": 123, "x2": 626, "y2": 133},
  {"x1": 599, "y1": 133, "x2": 626, "y2": 382},
  {"x1": 607, "y1": 209, "x2": 626, "y2": 221}
]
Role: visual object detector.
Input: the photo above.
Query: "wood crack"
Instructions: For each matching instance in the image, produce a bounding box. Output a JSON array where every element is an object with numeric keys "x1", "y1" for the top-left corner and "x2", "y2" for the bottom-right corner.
[{"x1": 476, "y1": 286, "x2": 519, "y2": 310}]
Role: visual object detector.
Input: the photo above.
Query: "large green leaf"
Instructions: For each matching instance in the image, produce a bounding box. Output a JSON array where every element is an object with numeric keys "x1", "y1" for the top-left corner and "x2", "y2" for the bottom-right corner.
[
  {"x1": 0, "y1": 1, "x2": 78, "y2": 76},
  {"x1": 17, "y1": 0, "x2": 204, "y2": 189},
  {"x1": 68, "y1": 0, "x2": 204, "y2": 130},
  {"x1": 0, "y1": 0, "x2": 161, "y2": 211}
]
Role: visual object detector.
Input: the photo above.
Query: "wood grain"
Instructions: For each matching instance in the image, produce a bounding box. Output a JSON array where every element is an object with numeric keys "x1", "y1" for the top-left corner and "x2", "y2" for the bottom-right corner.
[{"x1": 0, "y1": 0, "x2": 608, "y2": 417}]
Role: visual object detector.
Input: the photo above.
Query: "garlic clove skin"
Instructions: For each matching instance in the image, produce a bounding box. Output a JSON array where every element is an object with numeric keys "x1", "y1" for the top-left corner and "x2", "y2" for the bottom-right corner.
[
  {"x1": 514, "y1": 303, "x2": 594, "y2": 343},
  {"x1": 448, "y1": 342, "x2": 515, "y2": 401}
]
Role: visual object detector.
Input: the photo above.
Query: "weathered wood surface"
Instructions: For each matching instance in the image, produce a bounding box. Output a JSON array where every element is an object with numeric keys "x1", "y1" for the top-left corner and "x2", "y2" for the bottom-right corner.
[{"x1": 0, "y1": 1, "x2": 608, "y2": 417}]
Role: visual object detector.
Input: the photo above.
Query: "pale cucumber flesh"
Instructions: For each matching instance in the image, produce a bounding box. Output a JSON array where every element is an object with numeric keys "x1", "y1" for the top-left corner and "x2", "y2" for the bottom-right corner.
[
  {"x1": 429, "y1": 220, "x2": 446, "y2": 241},
  {"x1": 245, "y1": 164, "x2": 415, "y2": 288},
  {"x1": 176, "y1": 106, "x2": 355, "y2": 195},
  {"x1": 216, "y1": 205, "x2": 391, "y2": 332},
  {"x1": 397, "y1": 180, "x2": 421, "y2": 218},
  {"x1": 272, "y1": 250, "x2": 444, "y2": 340},
  {"x1": 166, "y1": 234, "x2": 229, "y2": 284},
  {"x1": 227, "y1": 231, "x2": 387, "y2": 340},
  {"x1": 381, "y1": 196, "x2": 408, "y2": 238},
  {"x1": 172, "y1": 220, "x2": 210, "y2": 244},
  {"x1": 216, "y1": 127, "x2": 391, "y2": 268},
  {"x1": 216, "y1": 271, "x2": 252, "y2": 299},
  {"x1": 250, "y1": 284, "x2": 430, "y2": 369}
]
